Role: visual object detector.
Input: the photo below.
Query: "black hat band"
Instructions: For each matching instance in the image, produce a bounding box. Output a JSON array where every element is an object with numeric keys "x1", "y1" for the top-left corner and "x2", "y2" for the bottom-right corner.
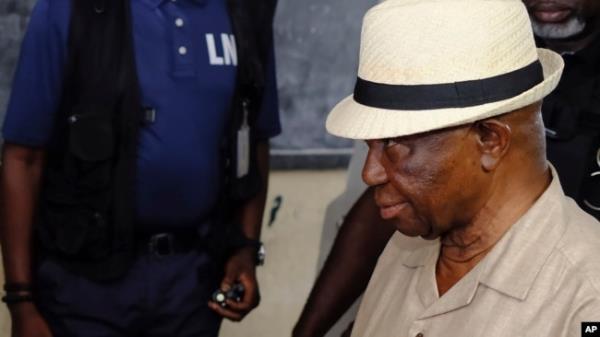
[{"x1": 353, "y1": 60, "x2": 544, "y2": 110}]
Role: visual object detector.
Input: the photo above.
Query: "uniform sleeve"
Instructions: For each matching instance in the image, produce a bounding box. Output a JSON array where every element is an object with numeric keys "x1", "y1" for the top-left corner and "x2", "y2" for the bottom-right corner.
[
  {"x1": 2, "y1": 0, "x2": 69, "y2": 147},
  {"x1": 253, "y1": 44, "x2": 281, "y2": 140}
]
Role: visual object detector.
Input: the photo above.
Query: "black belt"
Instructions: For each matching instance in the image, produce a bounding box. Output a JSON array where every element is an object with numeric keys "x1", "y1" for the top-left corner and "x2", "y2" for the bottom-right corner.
[{"x1": 136, "y1": 231, "x2": 201, "y2": 257}]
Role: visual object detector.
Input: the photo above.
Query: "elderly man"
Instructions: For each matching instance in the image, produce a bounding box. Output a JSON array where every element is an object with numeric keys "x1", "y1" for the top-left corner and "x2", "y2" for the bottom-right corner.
[
  {"x1": 293, "y1": 0, "x2": 600, "y2": 336},
  {"x1": 320, "y1": 0, "x2": 600, "y2": 336}
]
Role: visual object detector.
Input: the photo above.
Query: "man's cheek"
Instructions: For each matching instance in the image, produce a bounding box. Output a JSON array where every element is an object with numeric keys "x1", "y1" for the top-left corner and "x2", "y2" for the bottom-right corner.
[{"x1": 391, "y1": 205, "x2": 429, "y2": 236}]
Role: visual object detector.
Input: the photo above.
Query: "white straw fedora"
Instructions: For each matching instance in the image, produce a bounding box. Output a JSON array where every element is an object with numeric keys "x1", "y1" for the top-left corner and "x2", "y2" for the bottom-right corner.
[{"x1": 326, "y1": 0, "x2": 564, "y2": 140}]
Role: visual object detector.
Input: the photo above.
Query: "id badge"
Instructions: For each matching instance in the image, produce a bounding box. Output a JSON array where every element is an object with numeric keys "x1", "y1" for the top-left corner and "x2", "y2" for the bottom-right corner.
[{"x1": 237, "y1": 126, "x2": 250, "y2": 178}]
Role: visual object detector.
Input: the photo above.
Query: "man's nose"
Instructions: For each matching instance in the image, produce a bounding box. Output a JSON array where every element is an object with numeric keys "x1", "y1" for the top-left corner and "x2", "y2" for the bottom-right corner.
[{"x1": 362, "y1": 142, "x2": 388, "y2": 186}]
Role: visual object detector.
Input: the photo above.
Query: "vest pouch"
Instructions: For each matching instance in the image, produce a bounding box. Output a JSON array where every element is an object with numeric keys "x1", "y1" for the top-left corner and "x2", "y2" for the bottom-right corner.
[
  {"x1": 67, "y1": 105, "x2": 116, "y2": 190},
  {"x1": 68, "y1": 105, "x2": 115, "y2": 161},
  {"x1": 36, "y1": 103, "x2": 116, "y2": 260},
  {"x1": 40, "y1": 196, "x2": 111, "y2": 260}
]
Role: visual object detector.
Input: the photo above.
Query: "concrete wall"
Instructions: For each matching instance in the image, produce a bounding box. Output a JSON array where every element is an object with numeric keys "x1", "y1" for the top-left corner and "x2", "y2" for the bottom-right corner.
[
  {"x1": 0, "y1": 0, "x2": 36, "y2": 121},
  {"x1": 220, "y1": 170, "x2": 346, "y2": 336}
]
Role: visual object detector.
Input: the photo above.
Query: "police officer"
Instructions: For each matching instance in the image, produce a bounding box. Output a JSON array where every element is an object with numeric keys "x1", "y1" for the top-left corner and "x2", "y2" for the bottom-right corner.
[
  {"x1": 293, "y1": 0, "x2": 600, "y2": 336},
  {"x1": 0, "y1": 0, "x2": 280, "y2": 336}
]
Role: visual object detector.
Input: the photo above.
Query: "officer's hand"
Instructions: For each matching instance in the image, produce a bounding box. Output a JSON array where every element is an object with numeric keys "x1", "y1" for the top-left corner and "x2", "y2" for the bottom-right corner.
[
  {"x1": 9, "y1": 302, "x2": 54, "y2": 337},
  {"x1": 209, "y1": 247, "x2": 260, "y2": 321}
]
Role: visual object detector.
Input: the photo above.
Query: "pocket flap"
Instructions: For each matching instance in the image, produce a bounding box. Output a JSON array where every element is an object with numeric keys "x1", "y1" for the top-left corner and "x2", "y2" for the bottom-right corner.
[{"x1": 68, "y1": 105, "x2": 115, "y2": 162}]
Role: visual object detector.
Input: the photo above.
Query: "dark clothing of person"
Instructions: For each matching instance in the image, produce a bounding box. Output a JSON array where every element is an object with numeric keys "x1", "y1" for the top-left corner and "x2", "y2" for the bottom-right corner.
[
  {"x1": 540, "y1": 37, "x2": 600, "y2": 219},
  {"x1": 35, "y1": 248, "x2": 222, "y2": 337}
]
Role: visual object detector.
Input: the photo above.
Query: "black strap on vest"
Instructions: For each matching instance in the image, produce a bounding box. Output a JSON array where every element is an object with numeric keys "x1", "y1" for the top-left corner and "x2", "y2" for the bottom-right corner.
[{"x1": 37, "y1": 0, "x2": 141, "y2": 281}]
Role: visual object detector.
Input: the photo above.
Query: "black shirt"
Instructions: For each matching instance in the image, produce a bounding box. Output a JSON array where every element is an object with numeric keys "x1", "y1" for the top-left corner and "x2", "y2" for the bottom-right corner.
[{"x1": 538, "y1": 36, "x2": 600, "y2": 219}]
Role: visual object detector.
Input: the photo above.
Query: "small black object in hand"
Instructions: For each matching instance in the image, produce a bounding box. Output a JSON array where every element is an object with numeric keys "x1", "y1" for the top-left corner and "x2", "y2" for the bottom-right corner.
[{"x1": 211, "y1": 283, "x2": 245, "y2": 307}]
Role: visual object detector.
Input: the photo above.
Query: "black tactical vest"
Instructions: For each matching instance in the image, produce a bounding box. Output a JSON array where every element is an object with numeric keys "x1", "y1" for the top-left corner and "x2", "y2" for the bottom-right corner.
[{"x1": 36, "y1": 0, "x2": 276, "y2": 281}]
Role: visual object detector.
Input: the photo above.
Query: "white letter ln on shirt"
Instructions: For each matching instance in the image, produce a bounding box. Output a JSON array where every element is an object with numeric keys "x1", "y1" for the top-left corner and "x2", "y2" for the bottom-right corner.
[{"x1": 206, "y1": 33, "x2": 237, "y2": 66}]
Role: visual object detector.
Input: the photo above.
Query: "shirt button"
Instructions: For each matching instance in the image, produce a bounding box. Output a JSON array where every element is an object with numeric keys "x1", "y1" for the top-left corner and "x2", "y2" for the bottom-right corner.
[
  {"x1": 175, "y1": 18, "x2": 184, "y2": 27},
  {"x1": 178, "y1": 46, "x2": 187, "y2": 55}
]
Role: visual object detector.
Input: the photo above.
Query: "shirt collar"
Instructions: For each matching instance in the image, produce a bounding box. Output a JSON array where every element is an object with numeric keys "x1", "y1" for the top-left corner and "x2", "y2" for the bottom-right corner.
[
  {"x1": 478, "y1": 165, "x2": 568, "y2": 300},
  {"x1": 141, "y1": 0, "x2": 208, "y2": 9},
  {"x1": 401, "y1": 164, "x2": 568, "y2": 301},
  {"x1": 402, "y1": 242, "x2": 436, "y2": 268},
  {"x1": 141, "y1": 0, "x2": 164, "y2": 9}
]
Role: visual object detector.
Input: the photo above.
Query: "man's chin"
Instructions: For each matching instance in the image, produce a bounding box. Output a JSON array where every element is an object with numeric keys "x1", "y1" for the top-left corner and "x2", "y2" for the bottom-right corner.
[
  {"x1": 394, "y1": 222, "x2": 436, "y2": 239},
  {"x1": 531, "y1": 16, "x2": 587, "y2": 40}
]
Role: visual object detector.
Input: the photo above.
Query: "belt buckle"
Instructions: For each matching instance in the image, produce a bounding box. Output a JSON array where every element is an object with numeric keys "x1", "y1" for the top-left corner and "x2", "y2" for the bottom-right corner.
[{"x1": 148, "y1": 233, "x2": 175, "y2": 257}]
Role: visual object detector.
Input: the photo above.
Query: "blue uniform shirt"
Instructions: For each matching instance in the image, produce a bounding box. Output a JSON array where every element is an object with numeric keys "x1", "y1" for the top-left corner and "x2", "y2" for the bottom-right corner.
[{"x1": 3, "y1": 0, "x2": 281, "y2": 227}]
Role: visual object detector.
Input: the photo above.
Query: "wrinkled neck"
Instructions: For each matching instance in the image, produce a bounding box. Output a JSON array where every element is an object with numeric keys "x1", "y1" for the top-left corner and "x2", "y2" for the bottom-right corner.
[{"x1": 435, "y1": 165, "x2": 551, "y2": 295}]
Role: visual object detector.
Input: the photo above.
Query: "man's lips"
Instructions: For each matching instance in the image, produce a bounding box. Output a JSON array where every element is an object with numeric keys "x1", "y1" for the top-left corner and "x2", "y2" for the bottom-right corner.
[
  {"x1": 530, "y1": 3, "x2": 573, "y2": 23},
  {"x1": 533, "y1": 9, "x2": 572, "y2": 23},
  {"x1": 379, "y1": 203, "x2": 408, "y2": 220}
]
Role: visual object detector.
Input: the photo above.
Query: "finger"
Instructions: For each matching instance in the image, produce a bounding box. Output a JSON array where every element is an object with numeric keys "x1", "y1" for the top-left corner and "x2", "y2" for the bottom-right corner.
[
  {"x1": 240, "y1": 272, "x2": 260, "y2": 306},
  {"x1": 208, "y1": 301, "x2": 244, "y2": 321},
  {"x1": 224, "y1": 298, "x2": 251, "y2": 312},
  {"x1": 226, "y1": 273, "x2": 259, "y2": 311},
  {"x1": 220, "y1": 273, "x2": 237, "y2": 291}
]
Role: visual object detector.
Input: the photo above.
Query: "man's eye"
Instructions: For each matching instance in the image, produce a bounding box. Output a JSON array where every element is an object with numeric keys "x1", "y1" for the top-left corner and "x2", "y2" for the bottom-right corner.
[{"x1": 382, "y1": 138, "x2": 399, "y2": 148}]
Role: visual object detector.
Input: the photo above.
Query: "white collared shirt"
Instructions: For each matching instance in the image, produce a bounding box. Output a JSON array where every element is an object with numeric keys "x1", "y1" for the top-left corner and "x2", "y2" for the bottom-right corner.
[{"x1": 352, "y1": 168, "x2": 600, "y2": 337}]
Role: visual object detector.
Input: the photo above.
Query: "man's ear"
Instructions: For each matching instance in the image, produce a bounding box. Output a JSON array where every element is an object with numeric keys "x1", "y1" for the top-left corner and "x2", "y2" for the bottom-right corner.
[{"x1": 473, "y1": 119, "x2": 511, "y2": 171}]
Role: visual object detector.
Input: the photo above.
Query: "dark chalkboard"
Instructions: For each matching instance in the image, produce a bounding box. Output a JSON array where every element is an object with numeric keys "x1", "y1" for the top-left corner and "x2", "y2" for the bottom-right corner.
[{"x1": 271, "y1": 0, "x2": 377, "y2": 168}]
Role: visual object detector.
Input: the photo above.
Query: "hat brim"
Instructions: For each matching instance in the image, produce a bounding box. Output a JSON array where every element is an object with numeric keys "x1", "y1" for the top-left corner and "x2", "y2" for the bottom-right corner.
[{"x1": 326, "y1": 48, "x2": 564, "y2": 140}]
